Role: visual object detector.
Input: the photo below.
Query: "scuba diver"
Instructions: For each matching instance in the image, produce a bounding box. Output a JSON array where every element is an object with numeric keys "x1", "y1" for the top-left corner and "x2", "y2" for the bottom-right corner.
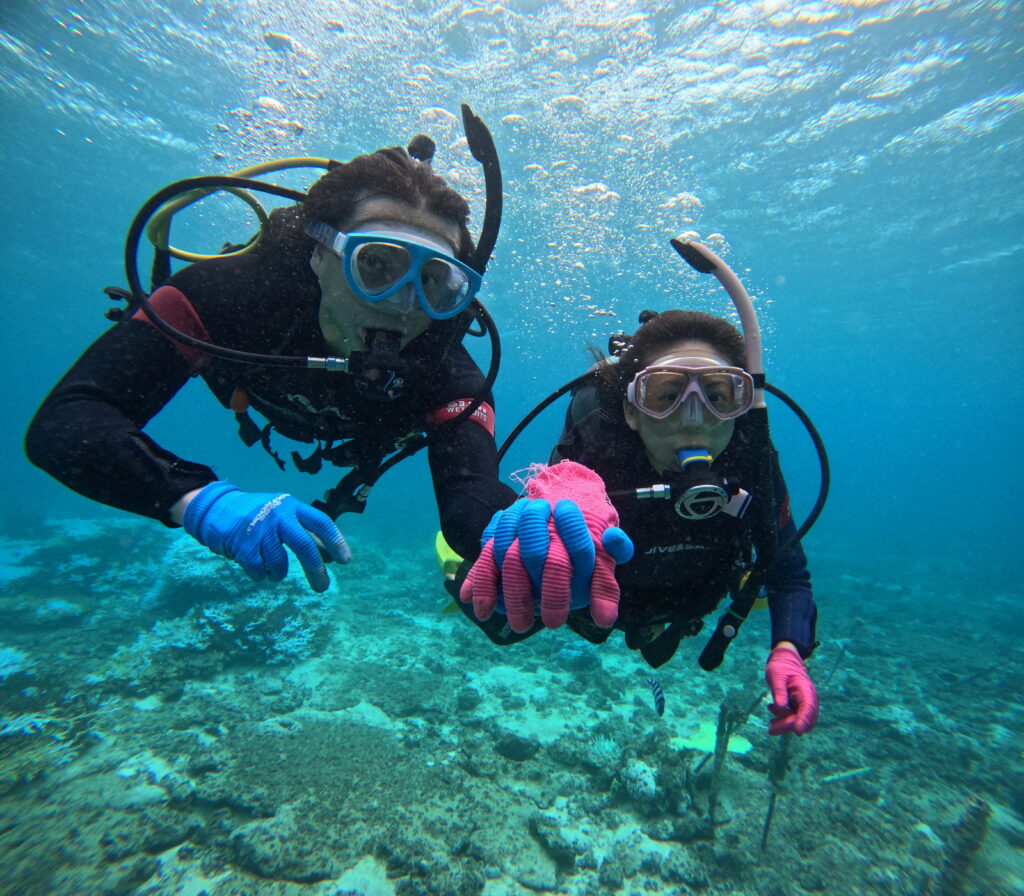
[
  {"x1": 25, "y1": 106, "x2": 517, "y2": 593},
  {"x1": 456, "y1": 240, "x2": 823, "y2": 736}
]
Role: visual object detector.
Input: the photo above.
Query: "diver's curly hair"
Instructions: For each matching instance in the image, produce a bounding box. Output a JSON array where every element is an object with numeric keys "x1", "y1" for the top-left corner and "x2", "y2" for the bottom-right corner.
[
  {"x1": 608, "y1": 309, "x2": 746, "y2": 391},
  {"x1": 262, "y1": 144, "x2": 476, "y2": 264}
]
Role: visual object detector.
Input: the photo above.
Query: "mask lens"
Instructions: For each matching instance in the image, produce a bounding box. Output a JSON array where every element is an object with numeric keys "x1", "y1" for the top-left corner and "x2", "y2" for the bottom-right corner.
[
  {"x1": 420, "y1": 258, "x2": 470, "y2": 314},
  {"x1": 351, "y1": 242, "x2": 411, "y2": 295},
  {"x1": 697, "y1": 371, "x2": 745, "y2": 416},
  {"x1": 641, "y1": 371, "x2": 689, "y2": 415}
]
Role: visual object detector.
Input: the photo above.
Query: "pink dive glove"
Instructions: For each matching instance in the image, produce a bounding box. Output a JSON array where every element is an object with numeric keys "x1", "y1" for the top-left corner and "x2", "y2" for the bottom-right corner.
[
  {"x1": 460, "y1": 461, "x2": 633, "y2": 633},
  {"x1": 765, "y1": 644, "x2": 819, "y2": 736}
]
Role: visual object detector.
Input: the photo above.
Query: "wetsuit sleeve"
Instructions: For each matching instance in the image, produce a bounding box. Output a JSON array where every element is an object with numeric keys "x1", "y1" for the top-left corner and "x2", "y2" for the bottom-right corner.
[
  {"x1": 24, "y1": 319, "x2": 218, "y2": 524},
  {"x1": 425, "y1": 346, "x2": 517, "y2": 561},
  {"x1": 764, "y1": 469, "x2": 818, "y2": 658},
  {"x1": 427, "y1": 414, "x2": 517, "y2": 561}
]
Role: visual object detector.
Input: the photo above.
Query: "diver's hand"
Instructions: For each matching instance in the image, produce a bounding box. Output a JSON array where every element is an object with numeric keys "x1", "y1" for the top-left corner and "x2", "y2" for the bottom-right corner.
[
  {"x1": 765, "y1": 643, "x2": 819, "y2": 736},
  {"x1": 460, "y1": 462, "x2": 633, "y2": 632},
  {"x1": 182, "y1": 481, "x2": 351, "y2": 592}
]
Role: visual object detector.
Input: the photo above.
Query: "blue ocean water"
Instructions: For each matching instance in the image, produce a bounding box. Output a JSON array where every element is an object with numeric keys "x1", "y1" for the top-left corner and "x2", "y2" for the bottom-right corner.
[{"x1": 1, "y1": 2, "x2": 1022, "y2": 894}]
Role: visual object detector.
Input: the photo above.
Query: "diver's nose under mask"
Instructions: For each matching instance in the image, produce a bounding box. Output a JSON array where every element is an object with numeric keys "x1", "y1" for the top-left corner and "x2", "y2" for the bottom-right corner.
[
  {"x1": 376, "y1": 283, "x2": 417, "y2": 315},
  {"x1": 678, "y1": 392, "x2": 706, "y2": 426}
]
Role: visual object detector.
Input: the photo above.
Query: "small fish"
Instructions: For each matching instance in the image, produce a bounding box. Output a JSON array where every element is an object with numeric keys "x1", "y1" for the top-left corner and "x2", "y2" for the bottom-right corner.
[
  {"x1": 647, "y1": 677, "x2": 665, "y2": 717},
  {"x1": 821, "y1": 767, "x2": 871, "y2": 784}
]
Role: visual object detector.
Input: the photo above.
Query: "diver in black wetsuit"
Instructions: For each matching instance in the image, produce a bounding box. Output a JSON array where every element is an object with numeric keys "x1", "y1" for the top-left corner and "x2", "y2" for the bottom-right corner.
[
  {"x1": 547, "y1": 311, "x2": 816, "y2": 670},
  {"x1": 458, "y1": 269, "x2": 822, "y2": 735},
  {"x1": 25, "y1": 133, "x2": 516, "y2": 592},
  {"x1": 461, "y1": 309, "x2": 815, "y2": 656}
]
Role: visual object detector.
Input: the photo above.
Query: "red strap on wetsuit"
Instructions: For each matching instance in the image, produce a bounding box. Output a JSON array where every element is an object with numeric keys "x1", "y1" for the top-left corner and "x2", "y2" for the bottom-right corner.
[
  {"x1": 427, "y1": 399, "x2": 495, "y2": 436},
  {"x1": 777, "y1": 493, "x2": 792, "y2": 529},
  {"x1": 131, "y1": 285, "x2": 211, "y2": 372}
]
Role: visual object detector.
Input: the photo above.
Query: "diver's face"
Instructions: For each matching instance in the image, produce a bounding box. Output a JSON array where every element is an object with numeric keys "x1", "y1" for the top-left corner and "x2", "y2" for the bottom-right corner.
[
  {"x1": 310, "y1": 196, "x2": 462, "y2": 355},
  {"x1": 623, "y1": 339, "x2": 737, "y2": 474}
]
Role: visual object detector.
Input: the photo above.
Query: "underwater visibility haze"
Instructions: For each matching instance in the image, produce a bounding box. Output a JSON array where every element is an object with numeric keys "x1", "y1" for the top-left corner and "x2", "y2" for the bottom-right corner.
[{"x1": 1, "y1": 1, "x2": 1022, "y2": 894}]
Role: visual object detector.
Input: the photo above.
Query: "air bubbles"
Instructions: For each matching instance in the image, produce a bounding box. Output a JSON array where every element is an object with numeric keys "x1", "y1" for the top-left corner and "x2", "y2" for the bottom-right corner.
[
  {"x1": 550, "y1": 95, "x2": 587, "y2": 113},
  {"x1": 572, "y1": 183, "x2": 620, "y2": 203},
  {"x1": 263, "y1": 31, "x2": 294, "y2": 53},
  {"x1": 659, "y1": 191, "x2": 704, "y2": 211},
  {"x1": 255, "y1": 96, "x2": 286, "y2": 114}
]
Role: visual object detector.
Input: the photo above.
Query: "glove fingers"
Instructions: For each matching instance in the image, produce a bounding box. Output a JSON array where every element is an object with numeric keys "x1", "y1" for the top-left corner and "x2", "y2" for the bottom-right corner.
[
  {"x1": 278, "y1": 518, "x2": 330, "y2": 593},
  {"x1": 501, "y1": 541, "x2": 537, "y2": 633},
  {"x1": 768, "y1": 716, "x2": 797, "y2": 736},
  {"x1": 296, "y1": 505, "x2": 352, "y2": 564},
  {"x1": 230, "y1": 539, "x2": 266, "y2": 580},
  {"x1": 588, "y1": 553, "x2": 620, "y2": 628},
  {"x1": 552, "y1": 500, "x2": 592, "y2": 555},
  {"x1": 601, "y1": 527, "x2": 634, "y2": 564},
  {"x1": 792, "y1": 682, "x2": 820, "y2": 734},
  {"x1": 766, "y1": 665, "x2": 792, "y2": 708},
  {"x1": 539, "y1": 540, "x2": 572, "y2": 629},
  {"x1": 493, "y1": 500, "x2": 526, "y2": 566},
  {"x1": 462, "y1": 541, "x2": 499, "y2": 620},
  {"x1": 260, "y1": 535, "x2": 290, "y2": 582},
  {"x1": 516, "y1": 500, "x2": 551, "y2": 591},
  {"x1": 793, "y1": 706, "x2": 818, "y2": 735},
  {"x1": 552, "y1": 502, "x2": 596, "y2": 610},
  {"x1": 480, "y1": 509, "x2": 502, "y2": 544}
]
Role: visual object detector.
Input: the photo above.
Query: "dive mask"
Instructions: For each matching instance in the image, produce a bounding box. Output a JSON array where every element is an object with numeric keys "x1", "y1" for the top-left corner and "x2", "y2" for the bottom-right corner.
[
  {"x1": 628, "y1": 361, "x2": 754, "y2": 422},
  {"x1": 305, "y1": 219, "x2": 481, "y2": 320}
]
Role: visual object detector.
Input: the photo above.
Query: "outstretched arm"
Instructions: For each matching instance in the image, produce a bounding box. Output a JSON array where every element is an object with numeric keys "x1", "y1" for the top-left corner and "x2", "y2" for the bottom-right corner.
[{"x1": 25, "y1": 319, "x2": 218, "y2": 523}]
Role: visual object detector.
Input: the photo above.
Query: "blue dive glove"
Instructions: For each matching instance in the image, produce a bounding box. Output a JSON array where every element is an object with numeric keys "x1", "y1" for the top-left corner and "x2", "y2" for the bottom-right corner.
[
  {"x1": 182, "y1": 481, "x2": 351, "y2": 592},
  {"x1": 487, "y1": 499, "x2": 589, "y2": 611}
]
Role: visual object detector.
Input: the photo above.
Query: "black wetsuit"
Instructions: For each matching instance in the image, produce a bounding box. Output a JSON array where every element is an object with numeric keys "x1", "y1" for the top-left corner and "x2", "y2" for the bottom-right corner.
[
  {"x1": 25, "y1": 214, "x2": 515, "y2": 560},
  {"x1": 458, "y1": 381, "x2": 817, "y2": 667}
]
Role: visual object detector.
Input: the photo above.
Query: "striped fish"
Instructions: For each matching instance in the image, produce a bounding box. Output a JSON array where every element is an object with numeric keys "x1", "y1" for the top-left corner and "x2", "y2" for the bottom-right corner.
[{"x1": 647, "y1": 677, "x2": 665, "y2": 716}]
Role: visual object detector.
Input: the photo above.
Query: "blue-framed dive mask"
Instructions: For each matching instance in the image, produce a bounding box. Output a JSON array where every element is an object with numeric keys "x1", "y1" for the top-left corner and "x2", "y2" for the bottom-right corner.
[{"x1": 304, "y1": 219, "x2": 481, "y2": 320}]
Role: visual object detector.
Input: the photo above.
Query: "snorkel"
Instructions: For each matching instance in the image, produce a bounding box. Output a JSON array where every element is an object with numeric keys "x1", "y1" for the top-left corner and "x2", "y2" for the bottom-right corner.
[
  {"x1": 655, "y1": 238, "x2": 769, "y2": 521},
  {"x1": 669, "y1": 239, "x2": 765, "y2": 407}
]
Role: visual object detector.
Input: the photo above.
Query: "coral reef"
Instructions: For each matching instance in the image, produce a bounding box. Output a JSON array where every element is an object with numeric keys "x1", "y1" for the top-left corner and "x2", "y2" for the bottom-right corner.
[
  {"x1": 0, "y1": 518, "x2": 1021, "y2": 896},
  {"x1": 620, "y1": 757, "x2": 658, "y2": 803}
]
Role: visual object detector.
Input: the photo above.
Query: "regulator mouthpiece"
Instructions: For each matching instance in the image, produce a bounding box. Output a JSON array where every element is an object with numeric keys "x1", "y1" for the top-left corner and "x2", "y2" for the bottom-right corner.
[
  {"x1": 348, "y1": 328, "x2": 405, "y2": 401},
  {"x1": 674, "y1": 449, "x2": 728, "y2": 519}
]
